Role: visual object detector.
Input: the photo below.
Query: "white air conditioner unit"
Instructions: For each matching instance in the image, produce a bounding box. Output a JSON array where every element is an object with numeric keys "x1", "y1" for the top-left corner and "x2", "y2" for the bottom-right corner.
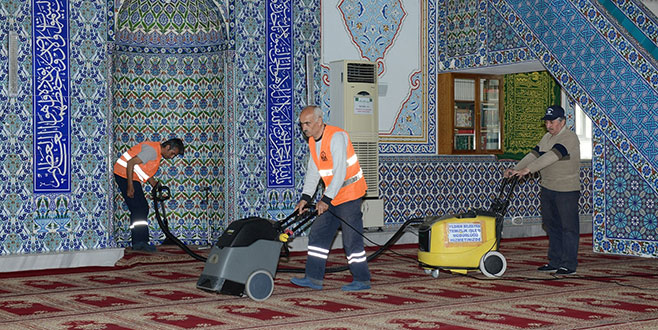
[
  {"x1": 329, "y1": 60, "x2": 379, "y2": 198},
  {"x1": 361, "y1": 198, "x2": 384, "y2": 229}
]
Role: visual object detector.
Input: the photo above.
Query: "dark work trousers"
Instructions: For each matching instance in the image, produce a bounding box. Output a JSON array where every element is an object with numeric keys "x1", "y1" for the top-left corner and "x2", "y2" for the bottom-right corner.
[
  {"x1": 540, "y1": 187, "x2": 581, "y2": 271},
  {"x1": 115, "y1": 174, "x2": 150, "y2": 245},
  {"x1": 304, "y1": 198, "x2": 370, "y2": 284}
]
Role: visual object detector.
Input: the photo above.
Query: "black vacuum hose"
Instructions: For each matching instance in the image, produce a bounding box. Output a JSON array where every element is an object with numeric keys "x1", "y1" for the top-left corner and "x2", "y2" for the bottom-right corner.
[
  {"x1": 151, "y1": 185, "x2": 423, "y2": 272},
  {"x1": 151, "y1": 185, "x2": 208, "y2": 262},
  {"x1": 277, "y1": 216, "x2": 424, "y2": 273}
]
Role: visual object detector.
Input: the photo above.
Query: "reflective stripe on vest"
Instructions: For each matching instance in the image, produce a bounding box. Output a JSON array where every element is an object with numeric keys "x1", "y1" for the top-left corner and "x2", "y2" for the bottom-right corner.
[
  {"x1": 342, "y1": 169, "x2": 363, "y2": 188},
  {"x1": 317, "y1": 154, "x2": 358, "y2": 178},
  {"x1": 309, "y1": 125, "x2": 367, "y2": 205},
  {"x1": 113, "y1": 141, "x2": 162, "y2": 183},
  {"x1": 115, "y1": 152, "x2": 150, "y2": 182}
]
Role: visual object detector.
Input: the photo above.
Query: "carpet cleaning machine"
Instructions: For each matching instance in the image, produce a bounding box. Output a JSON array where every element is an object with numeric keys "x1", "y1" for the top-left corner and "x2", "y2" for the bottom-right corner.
[
  {"x1": 151, "y1": 184, "x2": 318, "y2": 301},
  {"x1": 417, "y1": 176, "x2": 518, "y2": 278},
  {"x1": 150, "y1": 176, "x2": 517, "y2": 301},
  {"x1": 193, "y1": 211, "x2": 319, "y2": 301}
]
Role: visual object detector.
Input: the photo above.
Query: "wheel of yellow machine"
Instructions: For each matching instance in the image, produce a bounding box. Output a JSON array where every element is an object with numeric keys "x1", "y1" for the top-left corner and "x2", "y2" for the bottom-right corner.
[{"x1": 479, "y1": 251, "x2": 506, "y2": 278}]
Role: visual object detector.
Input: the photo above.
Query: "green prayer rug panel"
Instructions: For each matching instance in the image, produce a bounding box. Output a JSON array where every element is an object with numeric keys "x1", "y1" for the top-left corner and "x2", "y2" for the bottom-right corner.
[{"x1": 501, "y1": 71, "x2": 561, "y2": 160}]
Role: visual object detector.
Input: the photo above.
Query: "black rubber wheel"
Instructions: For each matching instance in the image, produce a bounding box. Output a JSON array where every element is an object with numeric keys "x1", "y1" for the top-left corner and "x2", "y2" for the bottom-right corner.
[{"x1": 479, "y1": 251, "x2": 507, "y2": 278}]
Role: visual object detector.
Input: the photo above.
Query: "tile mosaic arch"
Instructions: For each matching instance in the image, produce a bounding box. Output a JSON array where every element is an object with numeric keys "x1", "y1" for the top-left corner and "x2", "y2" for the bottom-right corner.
[
  {"x1": 112, "y1": 0, "x2": 227, "y2": 246},
  {"x1": 115, "y1": 0, "x2": 226, "y2": 50},
  {"x1": 112, "y1": 52, "x2": 226, "y2": 246}
]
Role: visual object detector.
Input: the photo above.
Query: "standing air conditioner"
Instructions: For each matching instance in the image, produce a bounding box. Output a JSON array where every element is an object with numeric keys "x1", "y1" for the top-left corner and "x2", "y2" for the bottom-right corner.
[{"x1": 329, "y1": 60, "x2": 383, "y2": 228}]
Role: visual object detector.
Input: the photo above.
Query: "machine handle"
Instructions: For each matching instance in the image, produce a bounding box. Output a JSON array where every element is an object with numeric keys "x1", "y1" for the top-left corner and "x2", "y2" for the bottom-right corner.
[
  {"x1": 276, "y1": 208, "x2": 318, "y2": 242},
  {"x1": 276, "y1": 205, "x2": 316, "y2": 229},
  {"x1": 489, "y1": 176, "x2": 519, "y2": 217},
  {"x1": 498, "y1": 176, "x2": 519, "y2": 201}
]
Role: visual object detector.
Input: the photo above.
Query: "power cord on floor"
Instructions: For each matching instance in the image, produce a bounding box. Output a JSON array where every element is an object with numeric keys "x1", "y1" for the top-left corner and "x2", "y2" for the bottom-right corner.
[{"x1": 330, "y1": 208, "x2": 422, "y2": 263}]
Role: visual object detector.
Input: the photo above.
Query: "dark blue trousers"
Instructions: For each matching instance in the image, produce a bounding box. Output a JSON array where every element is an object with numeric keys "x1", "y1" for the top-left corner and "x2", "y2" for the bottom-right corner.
[
  {"x1": 540, "y1": 187, "x2": 580, "y2": 271},
  {"x1": 305, "y1": 198, "x2": 370, "y2": 284},
  {"x1": 114, "y1": 174, "x2": 150, "y2": 245}
]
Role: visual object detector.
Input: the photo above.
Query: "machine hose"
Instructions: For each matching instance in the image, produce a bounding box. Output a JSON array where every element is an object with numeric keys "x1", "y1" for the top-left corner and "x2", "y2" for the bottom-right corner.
[
  {"x1": 278, "y1": 216, "x2": 424, "y2": 273},
  {"x1": 151, "y1": 184, "x2": 423, "y2": 273},
  {"x1": 151, "y1": 185, "x2": 208, "y2": 262}
]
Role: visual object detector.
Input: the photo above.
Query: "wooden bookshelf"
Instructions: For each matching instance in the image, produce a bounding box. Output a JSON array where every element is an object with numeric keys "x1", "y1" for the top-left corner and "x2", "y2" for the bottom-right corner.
[{"x1": 437, "y1": 73, "x2": 504, "y2": 154}]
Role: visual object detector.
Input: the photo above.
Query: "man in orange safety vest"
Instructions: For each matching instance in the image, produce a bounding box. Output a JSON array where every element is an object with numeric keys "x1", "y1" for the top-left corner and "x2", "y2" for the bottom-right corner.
[
  {"x1": 114, "y1": 138, "x2": 184, "y2": 252},
  {"x1": 290, "y1": 105, "x2": 371, "y2": 291}
]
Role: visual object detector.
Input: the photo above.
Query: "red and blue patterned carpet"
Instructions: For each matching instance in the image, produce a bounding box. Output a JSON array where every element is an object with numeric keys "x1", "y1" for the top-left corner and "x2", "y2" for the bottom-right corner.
[{"x1": 1, "y1": 235, "x2": 657, "y2": 329}]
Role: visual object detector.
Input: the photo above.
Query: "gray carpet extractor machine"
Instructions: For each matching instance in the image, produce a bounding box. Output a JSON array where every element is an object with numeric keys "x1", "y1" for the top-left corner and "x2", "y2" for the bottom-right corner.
[
  {"x1": 195, "y1": 211, "x2": 318, "y2": 301},
  {"x1": 151, "y1": 184, "x2": 316, "y2": 301},
  {"x1": 195, "y1": 216, "x2": 297, "y2": 301}
]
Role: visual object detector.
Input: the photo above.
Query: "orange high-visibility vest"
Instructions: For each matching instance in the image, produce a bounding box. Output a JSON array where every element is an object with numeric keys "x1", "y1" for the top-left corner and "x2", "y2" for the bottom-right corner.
[
  {"x1": 113, "y1": 141, "x2": 162, "y2": 183},
  {"x1": 309, "y1": 125, "x2": 367, "y2": 206}
]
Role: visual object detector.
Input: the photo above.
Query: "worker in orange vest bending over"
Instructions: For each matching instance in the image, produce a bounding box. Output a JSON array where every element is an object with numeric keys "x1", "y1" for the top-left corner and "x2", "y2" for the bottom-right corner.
[
  {"x1": 290, "y1": 105, "x2": 371, "y2": 291},
  {"x1": 114, "y1": 138, "x2": 185, "y2": 252}
]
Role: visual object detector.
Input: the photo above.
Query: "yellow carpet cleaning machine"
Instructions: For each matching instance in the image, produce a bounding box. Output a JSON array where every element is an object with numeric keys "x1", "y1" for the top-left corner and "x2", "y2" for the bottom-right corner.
[{"x1": 418, "y1": 177, "x2": 518, "y2": 278}]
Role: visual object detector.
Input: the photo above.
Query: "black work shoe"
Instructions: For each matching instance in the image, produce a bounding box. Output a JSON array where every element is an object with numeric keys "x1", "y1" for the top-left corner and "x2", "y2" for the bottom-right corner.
[
  {"x1": 537, "y1": 264, "x2": 558, "y2": 272},
  {"x1": 132, "y1": 242, "x2": 156, "y2": 252},
  {"x1": 554, "y1": 267, "x2": 576, "y2": 275}
]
